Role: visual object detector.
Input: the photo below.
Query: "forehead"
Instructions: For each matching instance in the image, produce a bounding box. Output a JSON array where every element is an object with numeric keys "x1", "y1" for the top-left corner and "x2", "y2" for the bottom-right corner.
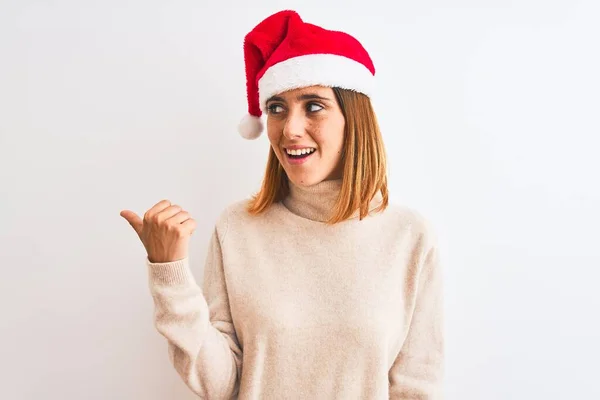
[{"x1": 273, "y1": 85, "x2": 334, "y2": 100}]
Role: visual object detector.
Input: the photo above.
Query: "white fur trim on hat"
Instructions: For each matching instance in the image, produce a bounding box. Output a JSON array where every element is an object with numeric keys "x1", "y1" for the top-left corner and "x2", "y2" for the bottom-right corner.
[
  {"x1": 257, "y1": 53, "x2": 375, "y2": 112},
  {"x1": 238, "y1": 114, "x2": 264, "y2": 139}
]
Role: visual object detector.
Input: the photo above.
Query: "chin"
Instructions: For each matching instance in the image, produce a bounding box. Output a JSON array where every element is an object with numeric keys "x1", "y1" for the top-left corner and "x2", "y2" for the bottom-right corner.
[{"x1": 286, "y1": 173, "x2": 326, "y2": 187}]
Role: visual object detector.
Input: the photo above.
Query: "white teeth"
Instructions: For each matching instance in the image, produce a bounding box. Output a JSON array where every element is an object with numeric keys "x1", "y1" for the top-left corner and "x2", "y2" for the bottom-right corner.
[{"x1": 286, "y1": 148, "x2": 315, "y2": 156}]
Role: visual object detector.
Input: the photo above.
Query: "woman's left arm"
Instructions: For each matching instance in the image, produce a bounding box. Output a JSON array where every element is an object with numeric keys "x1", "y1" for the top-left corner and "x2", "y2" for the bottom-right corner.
[{"x1": 388, "y1": 240, "x2": 445, "y2": 399}]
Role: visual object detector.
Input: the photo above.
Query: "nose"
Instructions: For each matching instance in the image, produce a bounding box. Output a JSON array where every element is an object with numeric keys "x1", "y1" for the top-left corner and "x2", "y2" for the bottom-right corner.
[{"x1": 282, "y1": 110, "x2": 306, "y2": 140}]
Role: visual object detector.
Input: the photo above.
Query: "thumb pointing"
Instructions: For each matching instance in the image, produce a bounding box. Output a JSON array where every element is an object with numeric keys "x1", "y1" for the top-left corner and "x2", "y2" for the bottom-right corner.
[{"x1": 120, "y1": 210, "x2": 143, "y2": 236}]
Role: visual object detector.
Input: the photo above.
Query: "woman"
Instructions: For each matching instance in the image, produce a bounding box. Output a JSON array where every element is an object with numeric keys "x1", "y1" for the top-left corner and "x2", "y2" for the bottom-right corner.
[{"x1": 121, "y1": 9, "x2": 444, "y2": 399}]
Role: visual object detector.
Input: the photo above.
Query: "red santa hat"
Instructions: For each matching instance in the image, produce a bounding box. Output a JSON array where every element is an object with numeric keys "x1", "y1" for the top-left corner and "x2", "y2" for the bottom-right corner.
[{"x1": 238, "y1": 10, "x2": 376, "y2": 139}]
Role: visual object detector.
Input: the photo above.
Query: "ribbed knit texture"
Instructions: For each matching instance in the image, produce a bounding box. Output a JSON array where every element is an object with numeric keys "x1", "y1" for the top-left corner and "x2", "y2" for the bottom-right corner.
[{"x1": 146, "y1": 178, "x2": 444, "y2": 399}]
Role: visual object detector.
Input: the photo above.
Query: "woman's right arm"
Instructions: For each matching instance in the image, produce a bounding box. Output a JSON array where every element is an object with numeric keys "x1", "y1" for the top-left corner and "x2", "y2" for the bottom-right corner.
[{"x1": 147, "y1": 225, "x2": 242, "y2": 399}]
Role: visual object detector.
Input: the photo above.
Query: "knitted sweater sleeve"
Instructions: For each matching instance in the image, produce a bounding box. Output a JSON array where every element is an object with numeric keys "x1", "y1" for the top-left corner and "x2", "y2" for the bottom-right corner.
[
  {"x1": 388, "y1": 238, "x2": 445, "y2": 399},
  {"x1": 146, "y1": 224, "x2": 242, "y2": 399}
]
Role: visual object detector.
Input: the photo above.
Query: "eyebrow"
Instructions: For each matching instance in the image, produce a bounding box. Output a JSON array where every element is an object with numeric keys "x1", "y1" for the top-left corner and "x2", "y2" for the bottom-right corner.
[{"x1": 266, "y1": 93, "x2": 332, "y2": 104}]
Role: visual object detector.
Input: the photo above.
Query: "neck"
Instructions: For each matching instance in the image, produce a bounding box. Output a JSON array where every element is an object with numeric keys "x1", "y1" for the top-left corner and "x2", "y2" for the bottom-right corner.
[{"x1": 282, "y1": 178, "x2": 383, "y2": 222}]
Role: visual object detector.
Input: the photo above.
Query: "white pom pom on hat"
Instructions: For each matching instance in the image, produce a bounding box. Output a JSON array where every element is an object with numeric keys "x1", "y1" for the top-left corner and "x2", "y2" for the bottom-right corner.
[
  {"x1": 238, "y1": 9, "x2": 376, "y2": 140},
  {"x1": 238, "y1": 114, "x2": 264, "y2": 140}
]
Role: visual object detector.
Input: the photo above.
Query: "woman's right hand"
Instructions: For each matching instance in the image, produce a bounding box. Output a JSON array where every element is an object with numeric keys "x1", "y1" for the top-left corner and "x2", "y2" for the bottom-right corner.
[{"x1": 120, "y1": 200, "x2": 197, "y2": 263}]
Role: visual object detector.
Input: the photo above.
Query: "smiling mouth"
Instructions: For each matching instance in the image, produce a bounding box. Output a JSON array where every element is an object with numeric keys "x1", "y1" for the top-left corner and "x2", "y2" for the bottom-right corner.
[{"x1": 285, "y1": 148, "x2": 316, "y2": 160}]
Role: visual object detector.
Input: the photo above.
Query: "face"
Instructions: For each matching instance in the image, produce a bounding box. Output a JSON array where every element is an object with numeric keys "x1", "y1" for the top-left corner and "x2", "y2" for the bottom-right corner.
[{"x1": 265, "y1": 85, "x2": 345, "y2": 187}]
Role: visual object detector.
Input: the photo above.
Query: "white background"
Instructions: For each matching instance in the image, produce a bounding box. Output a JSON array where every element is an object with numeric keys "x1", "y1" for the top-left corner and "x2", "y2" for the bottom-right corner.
[{"x1": 1, "y1": 0, "x2": 598, "y2": 399}]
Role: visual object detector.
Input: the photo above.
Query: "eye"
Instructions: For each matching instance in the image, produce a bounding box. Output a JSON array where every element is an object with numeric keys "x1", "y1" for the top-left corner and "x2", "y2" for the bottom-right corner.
[
  {"x1": 267, "y1": 104, "x2": 284, "y2": 114},
  {"x1": 307, "y1": 102, "x2": 324, "y2": 112}
]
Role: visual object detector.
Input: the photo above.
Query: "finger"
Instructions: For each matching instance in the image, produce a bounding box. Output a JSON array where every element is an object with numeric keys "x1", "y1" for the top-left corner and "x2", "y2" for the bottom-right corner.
[
  {"x1": 144, "y1": 200, "x2": 172, "y2": 220},
  {"x1": 157, "y1": 205, "x2": 184, "y2": 222},
  {"x1": 181, "y1": 218, "x2": 197, "y2": 235},
  {"x1": 120, "y1": 210, "x2": 143, "y2": 236},
  {"x1": 168, "y1": 210, "x2": 191, "y2": 225}
]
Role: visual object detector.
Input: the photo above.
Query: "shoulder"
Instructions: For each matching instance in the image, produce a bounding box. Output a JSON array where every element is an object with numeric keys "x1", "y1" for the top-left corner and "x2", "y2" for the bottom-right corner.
[
  {"x1": 382, "y1": 202, "x2": 439, "y2": 249},
  {"x1": 381, "y1": 202, "x2": 441, "y2": 278},
  {"x1": 211, "y1": 198, "x2": 252, "y2": 238},
  {"x1": 218, "y1": 198, "x2": 252, "y2": 222}
]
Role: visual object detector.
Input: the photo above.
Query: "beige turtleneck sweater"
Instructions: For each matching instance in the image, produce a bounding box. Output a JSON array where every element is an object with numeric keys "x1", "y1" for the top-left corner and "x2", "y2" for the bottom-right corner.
[{"x1": 146, "y1": 179, "x2": 444, "y2": 399}]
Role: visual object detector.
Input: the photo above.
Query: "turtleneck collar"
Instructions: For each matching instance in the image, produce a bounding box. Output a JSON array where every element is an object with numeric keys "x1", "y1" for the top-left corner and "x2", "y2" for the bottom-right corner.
[{"x1": 282, "y1": 178, "x2": 384, "y2": 222}]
